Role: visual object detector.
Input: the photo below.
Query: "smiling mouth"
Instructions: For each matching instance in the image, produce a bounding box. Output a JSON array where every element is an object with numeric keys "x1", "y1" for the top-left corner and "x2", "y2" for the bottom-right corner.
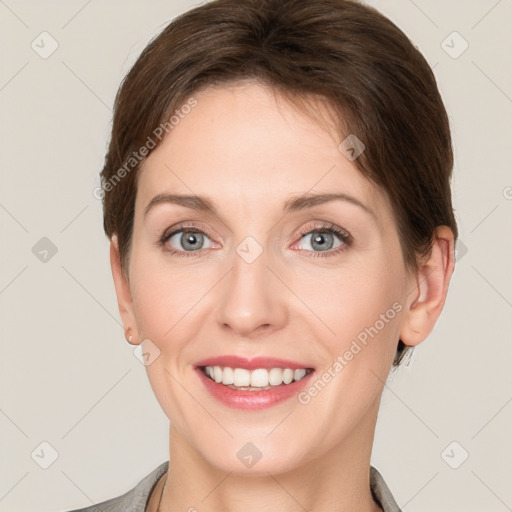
[{"x1": 199, "y1": 365, "x2": 314, "y2": 390}]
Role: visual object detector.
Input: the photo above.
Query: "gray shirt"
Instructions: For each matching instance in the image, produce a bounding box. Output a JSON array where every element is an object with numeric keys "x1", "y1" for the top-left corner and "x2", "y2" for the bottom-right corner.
[{"x1": 66, "y1": 461, "x2": 402, "y2": 512}]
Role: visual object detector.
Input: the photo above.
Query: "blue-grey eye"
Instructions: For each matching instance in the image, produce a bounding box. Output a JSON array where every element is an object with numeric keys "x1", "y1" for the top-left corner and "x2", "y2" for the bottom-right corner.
[
  {"x1": 300, "y1": 231, "x2": 343, "y2": 252},
  {"x1": 167, "y1": 230, "x2": 214, "y2": 252}
]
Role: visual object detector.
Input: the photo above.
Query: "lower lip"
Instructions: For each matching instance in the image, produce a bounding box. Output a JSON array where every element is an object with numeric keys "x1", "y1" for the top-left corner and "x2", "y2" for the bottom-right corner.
[{"x1": 196, "y1": 368, "x2": 315, "y2": 410}]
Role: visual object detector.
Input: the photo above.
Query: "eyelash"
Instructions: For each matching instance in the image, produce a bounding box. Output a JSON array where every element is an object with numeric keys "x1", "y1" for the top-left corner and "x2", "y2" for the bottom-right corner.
[
  {"x1": 158, "y1": 221, "x2": 353, "y2": 259},
  {"x1": 159, "y1": 223, "x2": 218, "y2": 259},
  {"x1": 296, "y1": 222, "x2": 352, "y2": 258}
]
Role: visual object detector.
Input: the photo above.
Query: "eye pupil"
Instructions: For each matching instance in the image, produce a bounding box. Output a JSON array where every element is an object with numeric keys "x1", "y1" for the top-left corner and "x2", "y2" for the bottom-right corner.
[
  {"x1": 181, "y1": 232, "x2": 204, "y2": 251},
  {"x1": 311, "y1": 231, "x2": 334, "y2": 251}
]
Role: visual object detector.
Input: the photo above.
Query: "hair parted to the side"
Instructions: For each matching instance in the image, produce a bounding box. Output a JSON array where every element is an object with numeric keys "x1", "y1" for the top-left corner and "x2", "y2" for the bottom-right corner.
[{"x1": 100, "y1": 0, "x2": 458, "y2": 367}]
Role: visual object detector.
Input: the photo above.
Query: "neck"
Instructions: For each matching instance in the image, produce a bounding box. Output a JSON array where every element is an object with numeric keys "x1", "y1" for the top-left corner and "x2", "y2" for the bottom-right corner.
[{"x1": 157, "y1": 403, "x2": 383, "y2": 512}]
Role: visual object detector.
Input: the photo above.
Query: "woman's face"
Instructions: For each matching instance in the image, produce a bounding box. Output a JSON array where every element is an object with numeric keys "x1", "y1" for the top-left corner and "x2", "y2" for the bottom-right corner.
[{"x1": 119, "y1": 82, "x2": 417, "y2": 474}]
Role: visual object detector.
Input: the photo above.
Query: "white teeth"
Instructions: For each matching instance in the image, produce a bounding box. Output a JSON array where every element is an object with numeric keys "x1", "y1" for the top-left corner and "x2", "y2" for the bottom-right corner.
[
  {"x1": 213, "y1": 366, "x2": 223, "y2": 383},
  {"x1": 250, "y1": 369, "x2": 268, "y2": 387},
  {"x1": 268, "y1": 368, "x2": 283, "y2": 386},
  {"x1": 221, "y1": 366, "x2": 234, "y2": 385},
  {"x1": 294, "y1": 369, "x2": 306, "y2": 381},
  {"x1": 282, "y1": 368, "x2": 294, "y2": 384},
  {"x1": 203, "y1": 366, "x2": 310, "y2": 388},
  {"x1": 233, "y1": 368, "x2": 251, "y2": 386}
]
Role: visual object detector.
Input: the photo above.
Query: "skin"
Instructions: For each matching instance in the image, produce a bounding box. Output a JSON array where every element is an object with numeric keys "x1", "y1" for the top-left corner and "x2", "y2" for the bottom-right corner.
[{"x1": 110, "y1": 81, "x2": 455, "y2": 512}]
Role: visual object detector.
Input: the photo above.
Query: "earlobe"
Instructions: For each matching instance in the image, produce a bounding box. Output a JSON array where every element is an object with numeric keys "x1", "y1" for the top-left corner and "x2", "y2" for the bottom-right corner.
[
  {"x1": 110, "y1": 235, "x2": 140, "y2": 345},
  {"x1": 399, "y1": 226, "x2": 455, "y2": 347}
]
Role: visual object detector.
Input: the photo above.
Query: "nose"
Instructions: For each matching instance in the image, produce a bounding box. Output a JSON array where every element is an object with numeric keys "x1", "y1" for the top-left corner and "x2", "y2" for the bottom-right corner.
[{"x1": 215, "y1": 245, "x2": 289, "y2": 338}]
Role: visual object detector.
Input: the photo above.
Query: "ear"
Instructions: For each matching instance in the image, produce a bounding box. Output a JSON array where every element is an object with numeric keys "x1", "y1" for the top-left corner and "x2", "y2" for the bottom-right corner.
[
  {"x1": 110, "y1": 235, "x2": 140, "y2": 345},
  {"x1": 400, "y1": 225, "x2": 456, "y2": 347}
]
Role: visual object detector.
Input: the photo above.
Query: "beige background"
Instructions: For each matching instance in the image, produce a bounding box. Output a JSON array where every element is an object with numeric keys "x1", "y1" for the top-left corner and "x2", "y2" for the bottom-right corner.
[{"x1": 1, "y1": 1, "x2": 511, "y2": 511}]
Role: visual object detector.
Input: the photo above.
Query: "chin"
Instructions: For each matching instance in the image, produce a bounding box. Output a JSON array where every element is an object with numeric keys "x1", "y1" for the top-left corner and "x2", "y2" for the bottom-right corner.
[{"x1": 195, "y1": 435, "x2": 309, "y2": 476}]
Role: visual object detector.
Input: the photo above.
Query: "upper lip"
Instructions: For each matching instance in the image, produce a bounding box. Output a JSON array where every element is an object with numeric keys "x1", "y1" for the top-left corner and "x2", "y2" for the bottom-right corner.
[{"x1": 195, "y1": 355, "x2": 314, "y2": 371}]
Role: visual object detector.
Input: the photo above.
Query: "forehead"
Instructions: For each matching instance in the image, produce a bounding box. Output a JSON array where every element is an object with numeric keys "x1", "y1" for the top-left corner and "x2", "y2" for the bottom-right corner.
[{"x1": 136, "y1": 82, "x2": 391, "y2": 226}]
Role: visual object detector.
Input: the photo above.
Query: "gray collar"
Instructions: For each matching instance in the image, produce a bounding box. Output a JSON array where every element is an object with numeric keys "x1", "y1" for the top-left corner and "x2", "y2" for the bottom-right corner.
[{"x1": 67, "y1": 461, "x2": 402, "y2": 512}]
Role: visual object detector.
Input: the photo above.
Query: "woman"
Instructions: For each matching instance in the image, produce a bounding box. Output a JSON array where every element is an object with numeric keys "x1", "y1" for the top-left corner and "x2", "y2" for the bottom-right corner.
[{"x1": 69, "y1": 0, "x2": 457, "y2": 510}]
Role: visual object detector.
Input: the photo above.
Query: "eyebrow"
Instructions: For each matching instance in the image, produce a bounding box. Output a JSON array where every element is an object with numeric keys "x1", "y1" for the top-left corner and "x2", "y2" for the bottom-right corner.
[
  {"x1": 283, "y1": 192, "x2": 375, "y2": 219},
  {"x1": 144, "y1": 192, "x2": 375, "y2": 219}
]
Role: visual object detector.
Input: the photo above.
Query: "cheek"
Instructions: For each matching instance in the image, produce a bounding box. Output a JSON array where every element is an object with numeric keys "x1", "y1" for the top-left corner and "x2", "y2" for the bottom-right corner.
[
  {"x1": 312, "y1": 254, "x2": 404, "y2": 364},
  {"x1": 301, "y1": 261, "x2": 404, "y2": 429},
  {"x1": 129, "y1": 251, "x2": 204, "y2": 342},
  {"x1": 128, "y1": 254, "x2": 206, "y2": 421}
]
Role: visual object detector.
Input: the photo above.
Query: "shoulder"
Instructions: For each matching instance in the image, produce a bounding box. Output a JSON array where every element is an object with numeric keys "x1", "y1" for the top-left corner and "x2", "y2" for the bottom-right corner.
[
  {"x1": 370, "y1": 465, "x2": 403, "y2": 512},
  {"x1": 65, "y1": 461, "x2": 169, "y2": 512}
]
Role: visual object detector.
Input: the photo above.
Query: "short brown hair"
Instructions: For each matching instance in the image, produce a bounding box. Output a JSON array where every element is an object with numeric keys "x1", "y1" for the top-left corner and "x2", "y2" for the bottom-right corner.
[{"x1": 100, "y1": 0, "x2": 458, "y2": 367}]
